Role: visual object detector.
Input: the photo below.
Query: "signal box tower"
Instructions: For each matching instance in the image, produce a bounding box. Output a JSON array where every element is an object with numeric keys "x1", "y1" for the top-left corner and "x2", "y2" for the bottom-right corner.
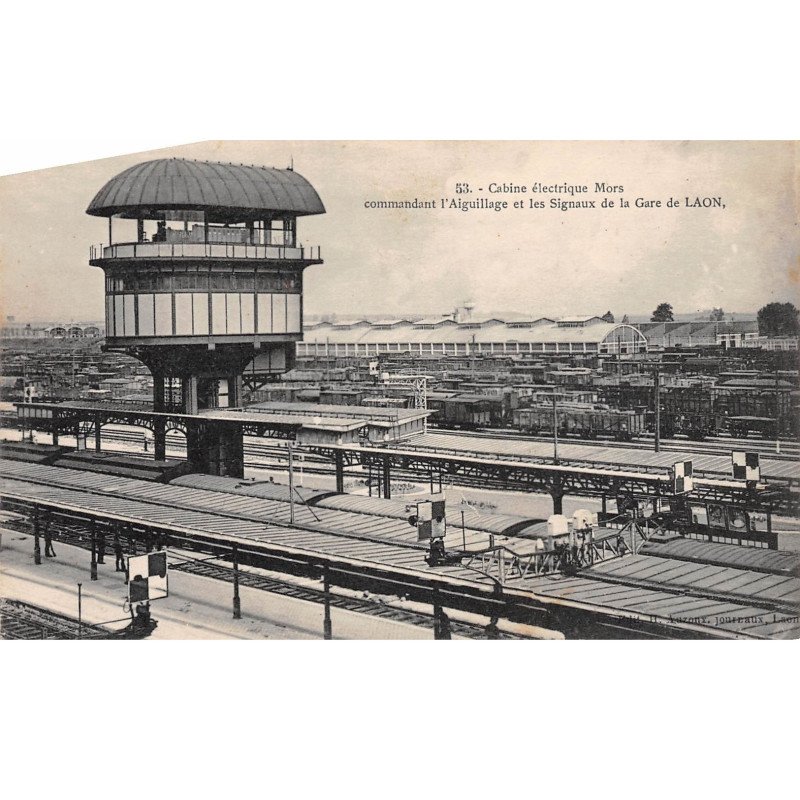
[{"x1": 87, "y1": 158, "x2": 325, "y2": 476}]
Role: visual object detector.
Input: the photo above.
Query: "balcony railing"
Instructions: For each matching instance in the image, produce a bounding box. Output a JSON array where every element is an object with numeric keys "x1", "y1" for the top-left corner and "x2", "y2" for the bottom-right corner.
[{"x1": 89, "y1": 242, "x2": 321, "y2": 262}]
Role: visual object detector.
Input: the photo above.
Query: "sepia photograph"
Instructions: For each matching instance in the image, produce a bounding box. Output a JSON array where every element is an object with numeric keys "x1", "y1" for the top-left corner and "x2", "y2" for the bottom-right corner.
[
  {"x1": 1, "y1": 140, "x2": 798, "y2": 641},
  {"x1": 2, "y1": 6, "x2": 799, "y2": 800}
]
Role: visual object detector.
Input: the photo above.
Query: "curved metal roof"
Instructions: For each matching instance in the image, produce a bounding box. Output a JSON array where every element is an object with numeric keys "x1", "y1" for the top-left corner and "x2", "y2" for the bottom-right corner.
[{"x1": 86, "y1": 158, "x2": 325, "y2": 219}]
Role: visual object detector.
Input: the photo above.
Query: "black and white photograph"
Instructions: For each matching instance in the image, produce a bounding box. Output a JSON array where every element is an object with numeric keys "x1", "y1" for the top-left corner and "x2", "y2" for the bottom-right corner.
[
  {"x1": 1, "y1": 139, "x2": 798, "y2": 641},
  {"x1": 1, "y1": 6, "x2": 798, "y2": 798}
]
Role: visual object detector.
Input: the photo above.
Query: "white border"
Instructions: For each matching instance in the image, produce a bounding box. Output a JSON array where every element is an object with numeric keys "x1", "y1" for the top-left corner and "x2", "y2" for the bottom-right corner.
[{"x1": 2, "y1": 3, "x2": 797, "y2": 796}]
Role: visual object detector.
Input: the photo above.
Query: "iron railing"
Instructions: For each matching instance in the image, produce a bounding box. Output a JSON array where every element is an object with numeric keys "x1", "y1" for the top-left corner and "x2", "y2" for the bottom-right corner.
[{"x1": 90, "y1": 242, "x2": 321, "y2": 262}]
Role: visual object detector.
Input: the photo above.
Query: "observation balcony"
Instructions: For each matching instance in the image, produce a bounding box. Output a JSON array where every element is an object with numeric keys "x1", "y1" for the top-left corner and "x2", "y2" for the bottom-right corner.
[{"x1": 89, "y1": 241, "x2": 322, "y2": 264}]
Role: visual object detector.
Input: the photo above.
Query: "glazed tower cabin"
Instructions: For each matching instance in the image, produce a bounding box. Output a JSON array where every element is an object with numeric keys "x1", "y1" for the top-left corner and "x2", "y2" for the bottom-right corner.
[{"x1": 87, "y1": 157, "x2": 325, "y2": 472}]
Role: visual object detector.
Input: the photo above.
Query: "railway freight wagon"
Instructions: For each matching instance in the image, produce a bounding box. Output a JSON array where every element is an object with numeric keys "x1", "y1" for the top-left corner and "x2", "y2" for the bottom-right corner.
[
  {"x1": 428, "y1": 394, "x2": 493, "y2": 429},
  {"x1": 512, "y1": 405, "x2": 645, "y2": 441},
  {"x1": 319, "y1": 388, "x2": 365, "y2": 406},
  {"x1": 727, "y1": 416, "x2": 779, "y2": 439},
  {"x1": 657, "y1": 386, "x2": 795, "y2": 439}
]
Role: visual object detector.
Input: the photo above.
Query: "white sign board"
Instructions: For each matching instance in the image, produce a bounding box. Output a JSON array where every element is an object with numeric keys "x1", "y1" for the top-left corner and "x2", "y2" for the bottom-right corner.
[{"x1": 128, "y1": 551, "x2": 169, "y2": 603}]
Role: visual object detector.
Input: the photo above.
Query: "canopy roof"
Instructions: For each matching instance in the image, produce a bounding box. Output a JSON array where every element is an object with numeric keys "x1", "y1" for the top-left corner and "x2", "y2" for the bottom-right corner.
[{"x1": 87, "y1": 158, "x2": 325, "y2": 221}]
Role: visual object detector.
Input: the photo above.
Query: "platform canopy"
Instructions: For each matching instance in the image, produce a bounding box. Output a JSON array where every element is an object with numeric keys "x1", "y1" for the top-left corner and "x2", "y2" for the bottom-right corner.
[{"x1": 86, "y1": 158, "x2": 326, "y2": 221}]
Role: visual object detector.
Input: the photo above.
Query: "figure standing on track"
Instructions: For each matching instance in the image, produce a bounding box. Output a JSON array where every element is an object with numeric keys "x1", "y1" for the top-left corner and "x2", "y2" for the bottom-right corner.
[
  {"x1": 113, "y1": 532, "x2": 125, "y2": 572},
  {"x1": 44, "y1": 526, "x2": 56, "y2": 557}
]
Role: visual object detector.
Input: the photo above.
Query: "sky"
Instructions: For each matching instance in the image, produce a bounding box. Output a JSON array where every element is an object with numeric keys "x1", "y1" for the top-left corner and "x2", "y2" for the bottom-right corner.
[{"x1": 0, "y1": 140, "x2": 797, "y2": 324}]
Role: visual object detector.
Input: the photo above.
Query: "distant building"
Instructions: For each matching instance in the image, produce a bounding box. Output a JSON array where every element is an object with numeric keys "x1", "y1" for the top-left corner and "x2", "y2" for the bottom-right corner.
[
  {"x1": 756, "y1": 336, "x2": 799, "y2": 351},
  {"x1": 0, "y1": 323, "x2": 45, "y2": 338},
  {"x1": 633, "y1": 320, "x2": 758, "y2": 349},
  {"x1": 0, "y1": 322, "x2": 103, "y2": 339},
  {"x1": 44, "y1": 324, "x2": 103, "y2": 339},
  {"x1": 299, "y1": 316, "x2": 648, "y2": 357}
]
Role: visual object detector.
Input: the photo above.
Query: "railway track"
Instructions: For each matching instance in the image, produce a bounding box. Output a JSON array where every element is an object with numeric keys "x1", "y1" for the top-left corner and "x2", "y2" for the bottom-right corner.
[
  {"x1": 15, "y1": 428, "x2": 798, "y2": 498},
  {"x1": 28, "y1": 419, "x2": 800, "y2": 463},
  {"x1": 431, "y1": 427, "x2": 800, "y2": 460},
  {"x1": 170, "y1": 559, "x2": 524, "y2": 639},
  {"x1": 4, "y1": 521, "x2": 523, "y2": 639},
  {"x1": 0, "y1": 599, "x2": 108, "y2": 640}
]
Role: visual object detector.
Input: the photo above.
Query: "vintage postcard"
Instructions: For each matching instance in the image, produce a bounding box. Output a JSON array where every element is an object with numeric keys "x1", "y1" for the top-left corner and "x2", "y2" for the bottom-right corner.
[{"x1": 1, "y1": 140, "x2": 798, "y2": 640}]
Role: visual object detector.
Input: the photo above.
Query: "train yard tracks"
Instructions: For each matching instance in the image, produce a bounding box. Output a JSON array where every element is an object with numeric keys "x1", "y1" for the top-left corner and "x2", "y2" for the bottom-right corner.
[
  {"x1": 0, "y1": 599, "x2": 109, "y2": 640},
  {"x1": 436, "y1": 427, "x2": 800, "y2": 460},
  {"x1": 38, "y1": 422, "x2": 800, "y2": 464},
  {"x1": 3, "y1": 519, "x2": 523, "y2": 639},
  {"x1": 170, "y1": 558, "x2": 523, "y2": 639}
]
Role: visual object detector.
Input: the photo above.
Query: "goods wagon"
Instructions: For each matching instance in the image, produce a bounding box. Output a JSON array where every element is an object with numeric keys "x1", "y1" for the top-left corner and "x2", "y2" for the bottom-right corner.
[
  {"x1": 428, "y1": 394, "x2": 493, "y2": 429},
  {"x1": 513, "y1": 405, "x2": 646, "y2": 441},
  {"x1": 727, "y1": 416, "x2": 778, "y2": 439}
]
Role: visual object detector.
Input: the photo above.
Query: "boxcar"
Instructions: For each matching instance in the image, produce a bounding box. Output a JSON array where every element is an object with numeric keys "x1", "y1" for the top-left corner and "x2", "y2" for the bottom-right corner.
[
  {"x1": 439, "y1": 395, "x2": 493, "y2": 429},
  {"x1": 513, "y1": 405, "x2": 645, "y2": 441},
  {"x1": 727, "y1": 416, "x2": 778, "y2": 439}
]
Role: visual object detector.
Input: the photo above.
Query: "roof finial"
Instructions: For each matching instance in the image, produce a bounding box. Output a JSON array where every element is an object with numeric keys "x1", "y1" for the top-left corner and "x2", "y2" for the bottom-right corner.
[{"x1": 288, "y1": 155, "x2": 294, "y2": 171}]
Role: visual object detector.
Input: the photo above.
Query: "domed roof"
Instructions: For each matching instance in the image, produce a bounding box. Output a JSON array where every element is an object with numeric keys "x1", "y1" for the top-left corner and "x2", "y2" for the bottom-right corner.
[{"x1": 86, "y1": 158, "x2": 325, "y2": 220}]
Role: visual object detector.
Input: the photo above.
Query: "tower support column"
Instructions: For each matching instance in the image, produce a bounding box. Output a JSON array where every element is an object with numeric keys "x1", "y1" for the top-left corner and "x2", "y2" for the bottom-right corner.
[
  {"x1": 382, "y1": 457, "x2": 391, "y2": 499},
  {"x1": 153, "y1": 419, "x2": 166, "y2": 462},
  {"x1": 182, "y1": 375, "x2": 198, "y2": 416},
  {"x1": 227, "y1": 374, "x2": 243, "y2": 408},
  {"x1": 335, "y1": 451, "x2": 345, "y2": 493}
]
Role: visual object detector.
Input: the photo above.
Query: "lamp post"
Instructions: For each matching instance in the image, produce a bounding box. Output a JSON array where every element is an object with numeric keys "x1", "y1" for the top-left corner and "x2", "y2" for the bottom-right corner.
[
  {"x1": 232, "y1": 544, "x2": 241, "y2": 619},
  {"x1": 653, "y1": 366, "x2": 661, "y2": 453},
  {"x1": 775, "y1": 368, "x2": 781, "y2": 454},
  {"x1": 287, "y1": 441, "x2": 295, "y2": 524},
  {"x1": 323, "y1": 564, "x2": 332, "y2": 640},
  {"x1": 552, "y1": 391, "x2": 559, "y2": 464}
]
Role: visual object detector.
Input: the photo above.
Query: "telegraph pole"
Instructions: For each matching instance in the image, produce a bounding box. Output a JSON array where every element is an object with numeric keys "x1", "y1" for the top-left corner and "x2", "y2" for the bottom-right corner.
[
  {"x1": 323, "y1": 564, "x2": 332, "y2": 640},
  {"x1": 552, "y1": 391, "x2": 559, "y2": 464},
  {"x1": 775, "y1": 368, "x2": 781, "y2": 454},
  {"x1": 90, "y1": 520, "x2": 98, "y2": 580},
  {"x1": 653, "y1": 367, "x2": 661, "y2": 453},
  {"x1": 232, "y1": 543, "x2": 241, "y2": 619},
  {"x1": 287, "y1": 441, "x2": 295, "y2": 524}
]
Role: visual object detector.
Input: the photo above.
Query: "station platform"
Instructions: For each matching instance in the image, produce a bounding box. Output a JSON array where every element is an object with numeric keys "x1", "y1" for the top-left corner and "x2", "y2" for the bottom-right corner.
[
  {"x1": 2, "y1": 457, "x2": 798, "y2": 639},
  {"x1": 404, "y1": 432, "x2": 800, "y2": 483}
]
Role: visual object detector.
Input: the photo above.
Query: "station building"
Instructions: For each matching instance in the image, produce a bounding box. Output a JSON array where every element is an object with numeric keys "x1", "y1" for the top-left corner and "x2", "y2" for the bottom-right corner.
[{"x1": 299, "y1": 315, "x2": 648, "y2": 357}]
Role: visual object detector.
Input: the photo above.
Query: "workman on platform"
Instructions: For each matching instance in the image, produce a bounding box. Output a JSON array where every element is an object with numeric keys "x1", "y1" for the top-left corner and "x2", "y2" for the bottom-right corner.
[
  {"x1": 113, "y1": 533, "x2": 125, "y2": 572},
  {"x1": 44, "y1": 526, "x2": 56, "y2": 558}
]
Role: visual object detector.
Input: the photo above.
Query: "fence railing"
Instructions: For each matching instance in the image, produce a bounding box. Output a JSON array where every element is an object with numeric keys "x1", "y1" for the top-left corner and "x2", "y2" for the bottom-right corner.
[
  {"x1": 461, "y1": 519, "x2": 652, "y2": 585},
  {"x1": 90, "y1": 242, "x2": 321, "y2": 262}
]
